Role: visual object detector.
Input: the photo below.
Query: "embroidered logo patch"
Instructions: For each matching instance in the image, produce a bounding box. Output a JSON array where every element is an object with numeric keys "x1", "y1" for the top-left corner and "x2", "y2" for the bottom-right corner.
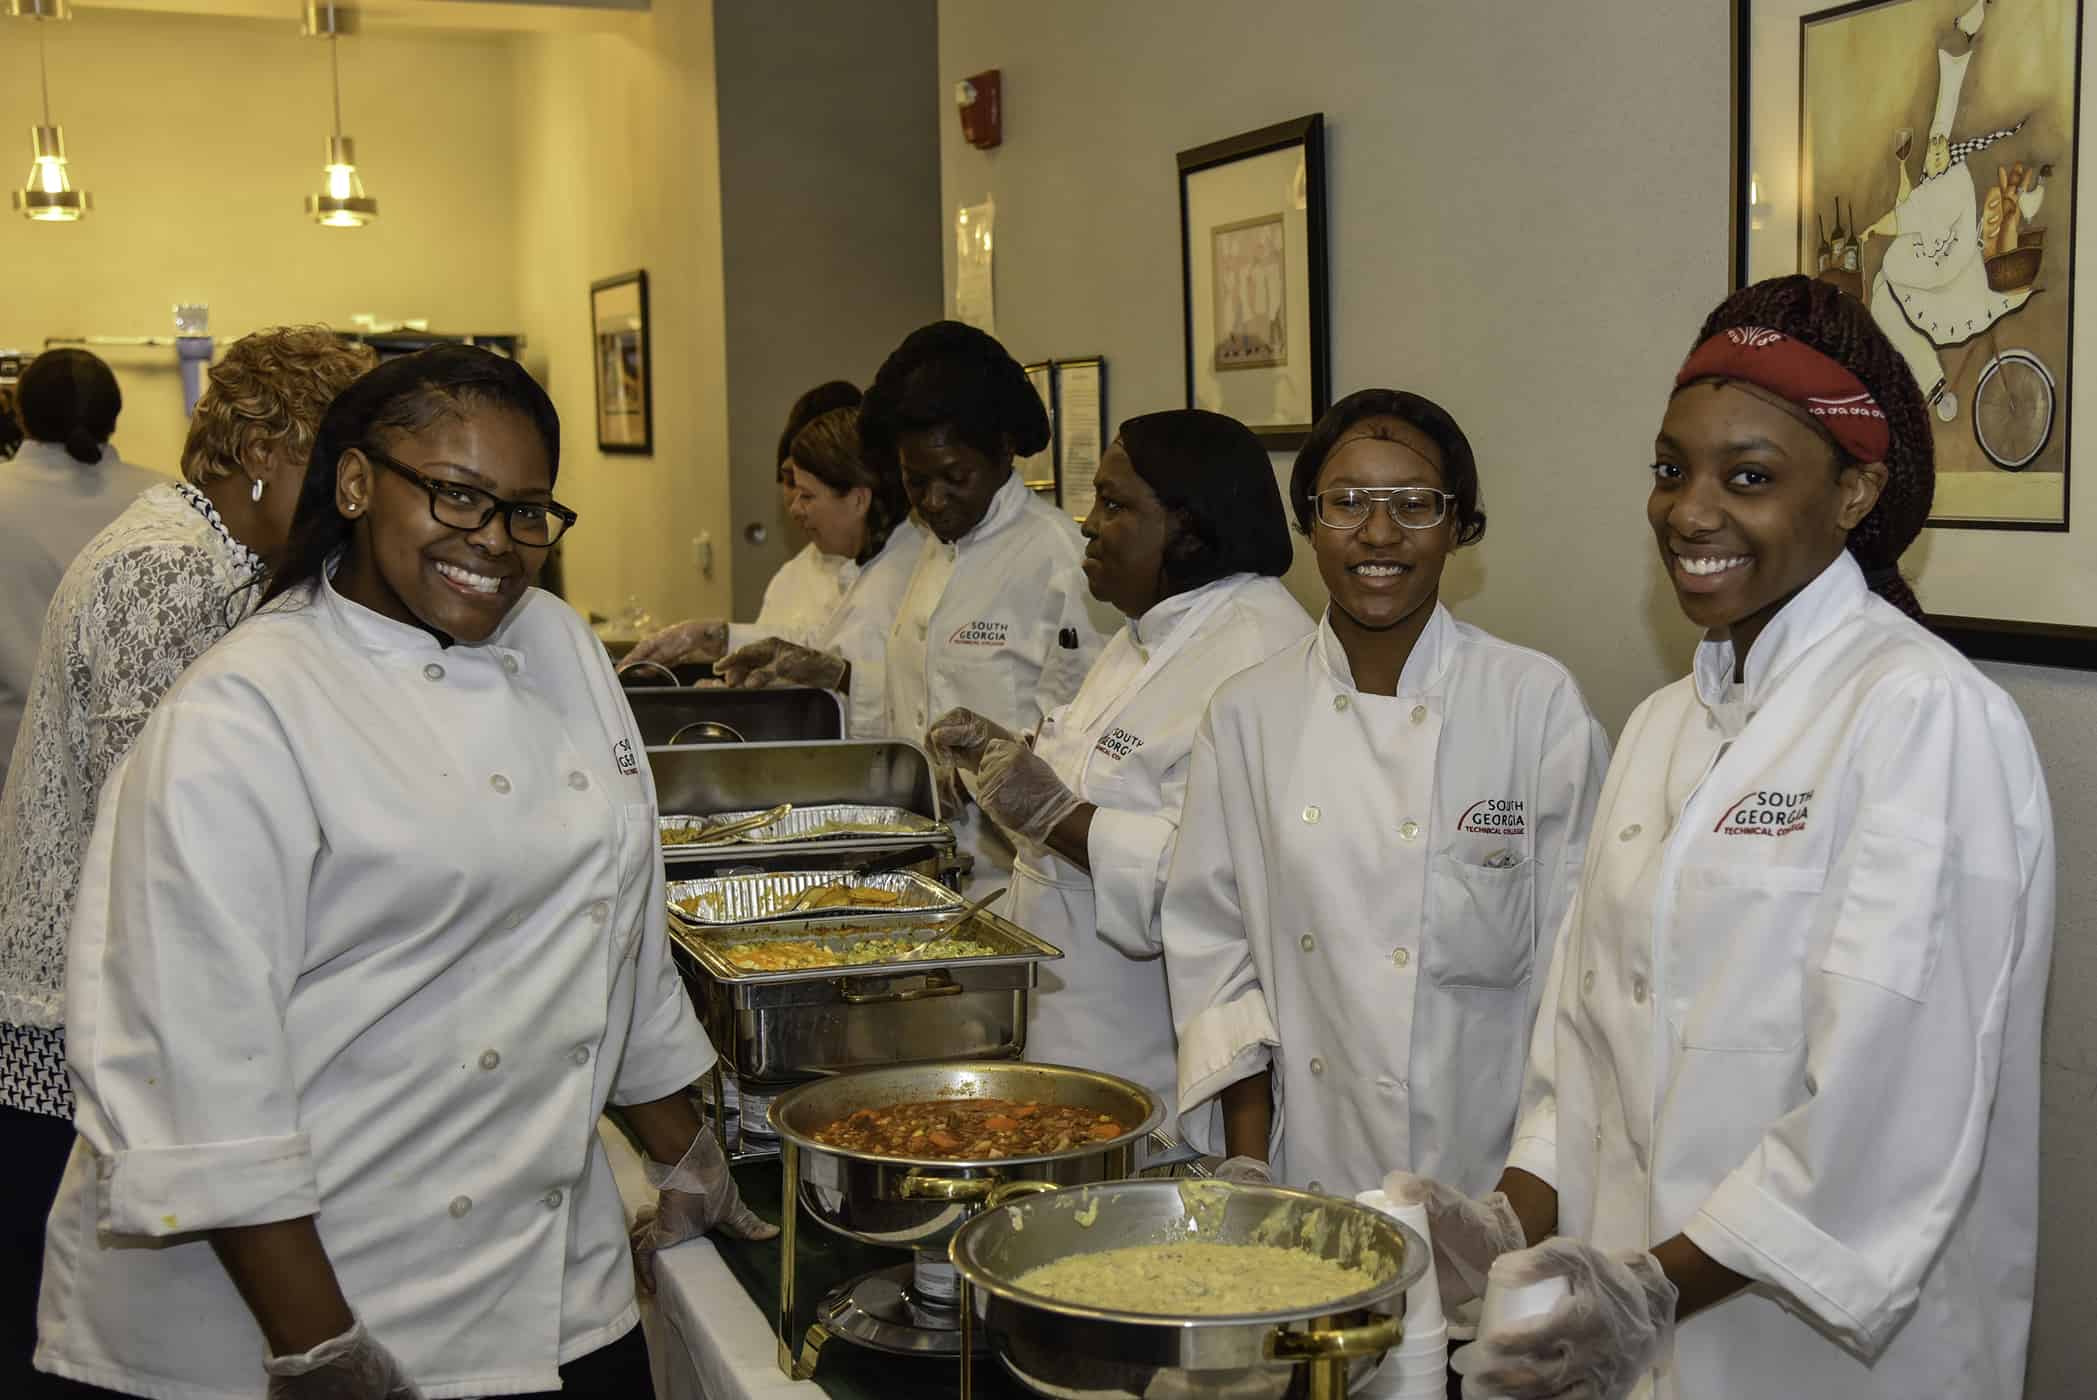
[
  {"x1": 1457, "y1": 798, "x2": 1526, "y2": 835},
  {"x1": 949, "y1": 620, "x2": 1010, "y2": 647},
  {"x1": 1095, "y1": 726, "x2": 1145, "y2": 761},
  {"x1": 613, "y1": 737, "x2": 639, "y2": 777},
  {"x1": 1712, "y1": 787, "x2": 1812, "y2": 837}
]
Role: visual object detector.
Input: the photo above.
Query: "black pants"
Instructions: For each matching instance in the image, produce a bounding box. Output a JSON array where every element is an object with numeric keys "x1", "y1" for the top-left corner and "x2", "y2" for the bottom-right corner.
[
  {"x1": 2, "y1": 1105, "x2": 76, "y2": 1397},
  {"x1": 34, "y1": 1323, "x2": 655, "y2": 1400}
]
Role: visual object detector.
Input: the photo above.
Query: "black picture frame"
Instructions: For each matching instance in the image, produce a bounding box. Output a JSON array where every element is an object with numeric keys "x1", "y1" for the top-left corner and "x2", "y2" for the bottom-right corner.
[
  {"x1": 590, "y1": 270, "x2": 653, "y2": 455},
  {"x1": 1178, "y1": 114, "x2": 1330, "y2": 450},
  {"x1": 1734, "y1": 0, "x2": 2097, "y2": 669}
]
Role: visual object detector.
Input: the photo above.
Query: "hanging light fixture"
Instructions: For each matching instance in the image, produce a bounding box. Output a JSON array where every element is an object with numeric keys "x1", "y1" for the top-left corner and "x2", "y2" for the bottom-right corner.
[
  {"x1": 302, "y1": 2, "x2": 376, "y2": 228},
  {"x1": 10, "y1": 0, "x2": 90, "y2": 223}
]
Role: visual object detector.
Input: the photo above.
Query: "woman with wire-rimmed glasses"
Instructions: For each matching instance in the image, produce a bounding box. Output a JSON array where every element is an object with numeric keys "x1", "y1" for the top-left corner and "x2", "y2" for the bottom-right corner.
[
  {"x1": 38, "y1": 346, "x2": 767, "y2": 1400},
  {"x1": 1161, "y1": 388, "x2": 1609, "y2": 1204}
]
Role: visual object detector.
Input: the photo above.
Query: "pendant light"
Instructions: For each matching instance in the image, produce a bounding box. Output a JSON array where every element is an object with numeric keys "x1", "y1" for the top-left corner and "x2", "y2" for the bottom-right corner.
[
  {"x1": 10, "y1": 0, "x2": 90, "y2": 223},
  {"x1": 302, "y1": 2, "x2": 376, "y2": 228}
]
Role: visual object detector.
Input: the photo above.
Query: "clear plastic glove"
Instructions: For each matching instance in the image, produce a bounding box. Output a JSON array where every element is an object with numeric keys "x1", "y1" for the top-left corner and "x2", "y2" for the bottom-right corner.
[
  {"x1": 631, "y1": 1128, "x2": 779, "y2": 1293},
  {"x1": 1383, "y1": 1171, "x2": 1527, "y2": 1314},
  {"x1": 1451, "y1": 1239, "x2": 1679, "y2": 1400},
  {"x1": 622, "y1": 618, "x2": 728, "y2": 669},
  {"x1": 976, "y1": 738, "x2": 1083, "y2": 846},
  {"x1": 1211, "y1": 1156, "x2": 1273, "y2": 1185},
  {"x1": 263, "y1": 1318, "x2": 421, "y2": 1400},
  {"x1": 717, "y1": 637, "x2": 847, "y2": 690},
  {"x1": 923, "y1": 707, "x2": 1017, "y2": 773}
]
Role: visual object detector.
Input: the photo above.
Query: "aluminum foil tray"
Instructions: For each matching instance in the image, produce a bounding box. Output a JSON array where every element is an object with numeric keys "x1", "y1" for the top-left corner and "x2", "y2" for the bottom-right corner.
[
  {"x1": 667, "y1": 906, "x2": 1060, "y2": 986},
  {"x1": 666, "y1": 869, "x2": 962, "y2": 927},
  {"x1": 658, "y1": 804, "x2": 945, "y2": 860}
]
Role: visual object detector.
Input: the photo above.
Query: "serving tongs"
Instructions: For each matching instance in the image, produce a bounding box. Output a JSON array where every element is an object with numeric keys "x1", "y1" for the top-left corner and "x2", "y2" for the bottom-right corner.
[
  {"x1": 685, "y1": 802, "x2": 791, "y2": 847},
  {"x1": 891, "y1": 885, "x2": 1007, "y2": 956}
]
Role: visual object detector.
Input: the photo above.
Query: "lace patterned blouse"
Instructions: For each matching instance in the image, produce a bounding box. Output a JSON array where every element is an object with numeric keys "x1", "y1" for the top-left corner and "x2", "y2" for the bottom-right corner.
[{"x1": 0, "y1": 482, "x2": 262, "y2": 1116}]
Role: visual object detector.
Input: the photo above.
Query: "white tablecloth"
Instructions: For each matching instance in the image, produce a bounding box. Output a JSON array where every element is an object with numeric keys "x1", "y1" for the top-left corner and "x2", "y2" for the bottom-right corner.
[{"x1": 600, "y1": 1121, "x2": 809, "y2": 1400}]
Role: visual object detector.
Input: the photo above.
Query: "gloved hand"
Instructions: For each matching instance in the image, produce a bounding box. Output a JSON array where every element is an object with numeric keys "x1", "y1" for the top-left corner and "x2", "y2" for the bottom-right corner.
[
  {"x1": 923, "y1": 707, "x2": 1017, "y2": 773},
  {"x1": 622, "y1": 618, "x2": 728, "y2": 669},
  {"x1": 263, "y1": 1318, "x2": 421, "y2": 1400},
  {"x1": 717, "y1": 637, "x2": 847, "y2": 690},
  {"x1": 976, "y1": 738, "x2": 1083, "y2": 846},
  {"x1": 1210, "y1": 1156, "x2": 1273, "y2": 1185},
  {"x1": 1450, "y1": 1238, "x2": 1679, "y2": 1400},
  {"x1": 631, "y1": 1128, "x2": 779, "y2": 1293},
  {"x1": 1382, "y1": 1170, "x2": 1527, "y2": 1315}
]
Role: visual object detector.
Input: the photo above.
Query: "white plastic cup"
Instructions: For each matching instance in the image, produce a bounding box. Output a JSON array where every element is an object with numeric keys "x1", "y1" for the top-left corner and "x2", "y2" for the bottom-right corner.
[
  {"x1": 1356, "y1": 1189, "x2": 1447, "y2": 1333},
  {"x1": 1479, "y1": 1253, "x2": 1571, "y2": 1335}
]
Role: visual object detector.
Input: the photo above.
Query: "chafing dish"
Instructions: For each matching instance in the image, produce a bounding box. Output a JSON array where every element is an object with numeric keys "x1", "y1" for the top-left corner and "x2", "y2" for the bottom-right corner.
[
  {"x1": 659, "y1": 804, "x2": 947, "y2": 862},
  {"x1": 768, "y1": 1062, "x2": 1162, "y2": 1377},
  {"x1": 950, "y1": 1180, "x2": 1428, "y2": 1399},
  {"x1": 628, "y1": 687, "x2": 845, "y2": 746},
  {"x1": 667, "y1": 869, "x2": 962, "y2": 926}
]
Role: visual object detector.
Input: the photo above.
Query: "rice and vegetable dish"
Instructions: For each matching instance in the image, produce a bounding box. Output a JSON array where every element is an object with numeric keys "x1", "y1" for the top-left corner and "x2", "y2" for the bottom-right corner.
[{"x1": 1014, "y1": 1241, "x2": 1383, "y2": 1315}]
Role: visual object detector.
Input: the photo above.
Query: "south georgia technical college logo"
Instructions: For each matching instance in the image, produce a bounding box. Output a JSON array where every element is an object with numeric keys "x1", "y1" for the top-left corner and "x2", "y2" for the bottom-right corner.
[
  {"x1": 949, "y1": 619, "x2": 1009, "y2": 647},
  {"x1": 1457, "y1": 798, "x2": 1526, "y2": 836},
  {"x1": 1712, "y1": 787, "x2": 1813, "y2": 838}
]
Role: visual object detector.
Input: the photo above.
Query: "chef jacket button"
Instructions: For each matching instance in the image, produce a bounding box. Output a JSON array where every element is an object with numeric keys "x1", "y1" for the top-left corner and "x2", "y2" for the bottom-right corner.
[
  {"x1": 1632, "y1": 974, "x2": 1649, "y2": 1005},
  {"x1": 1300, "y1": 933, "x2": 1316, "y2": 952},
  {"x1": 501, "y1": 655, "x2": 519, "y2": 676},
  {"x1": 1302, "y1": 805, "x2": 1320, "y2": 825},
  {"x1": 1593, "y1": 1127, "x2": 1603, "y2": 1151},
  {"x1": 449, "y1": 1195, "x2": 472, "y2": 1218},
  {"x1": 542, "y1": 1189, "x2": 564, "y2": 1210},
  {"x1": 1309, "y1": 1057, "x2": 1326, "y2": 1076},
  {"x1": 1399, "y1": 820, "x2": 1419, "y2": 842},
  {"x1": 1391, "y1": 947, "x2": 1411, "y2": 968},
  {"x1": 1804, "y1": 1072, "x2": 1819, "y2": 1095},
  {"x1": 1398, "y1": 1078, "x2": 1409, "y2": 1093},
  {"x1": 568, "y1": 771, "x2": 590, "y2": 791},
  {"x1": 478, "y1": 1050, "x2": 500, "y2": 1071},
  {"x1": 1410, "y1": 705, "x2": 1427, "y2": 725},
  {"x1": 1619, "y1": 824, "x2": 1642, "y2": 842},
  {"x1": 1333, "y1": 694, "x2": 1350, "y2": 713},
  {"x1": 589, "y1": 900, "x2": 610, "y2": 924},
  {"x1": 423, "y1": 663, "x2": 445, "y2": 682},
  {"x1": 571, "y1": 1045, "x2": 592, "y2": 1067},
  {"x1": 489, "y1": 774, "x2": 512, "y2": 795},
  {"x1": 1582, "y1": 969, "x2": 1596, "y2": 995}
]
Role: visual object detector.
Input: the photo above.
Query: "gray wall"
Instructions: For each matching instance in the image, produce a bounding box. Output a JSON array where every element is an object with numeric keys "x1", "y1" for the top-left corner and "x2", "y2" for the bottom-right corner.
[
  {"x1": 936, "y1": 2, "x2": 2093, "y2": 1393},
  {"x1": 715, "y1": 0, "x2": 944, "y2": 617}
]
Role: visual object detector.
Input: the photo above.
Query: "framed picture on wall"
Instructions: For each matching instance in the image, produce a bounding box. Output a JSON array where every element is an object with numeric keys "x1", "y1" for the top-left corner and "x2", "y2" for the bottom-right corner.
[
  {"x1": 1737, "y1": 0, "x2": 2097, "y2": 665},
  {"x1": 590, "y1": 271, "x2": 652, "y2": 454},
  {"x1": 1178, "y1": 114, "x2": 1329, "y2": 449},
  {"x1": 1018, "y1": 360, "x2": 1059, "y2": 498}
]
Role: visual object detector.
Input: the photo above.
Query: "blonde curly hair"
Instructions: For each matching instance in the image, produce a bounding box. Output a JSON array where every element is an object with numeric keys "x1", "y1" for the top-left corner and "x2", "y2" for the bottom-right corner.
[{"x1": 181, "y1": 327, "x2": 377, "y2": 487}]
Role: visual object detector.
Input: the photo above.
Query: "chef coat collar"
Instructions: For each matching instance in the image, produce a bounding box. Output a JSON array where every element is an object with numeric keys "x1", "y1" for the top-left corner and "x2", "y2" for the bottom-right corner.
[
  {"x1": 1131, "y1": 573, "x2": 1251, "y2": 656},
  {"x1": 9, "y1": 439, "x2": 115, "y2": 474},
  {"x1": 1693, "y1": 550, "x2": 1868, "y2": 727},
  {"x1": 1314, "y1": 601, "x2": 1454, "y2": 696},
  {"x1": 319, "y1": 552, "x2": 527, "y2": 660},
  {"x1": 948, "y1": 470, "x2": 1031, "y2": 553}
]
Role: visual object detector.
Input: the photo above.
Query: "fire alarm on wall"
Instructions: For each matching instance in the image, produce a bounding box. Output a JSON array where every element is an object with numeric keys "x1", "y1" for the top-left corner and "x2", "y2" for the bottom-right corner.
[{"x1": 955, "y1": 69, "x2": 1001, "y2": 149}]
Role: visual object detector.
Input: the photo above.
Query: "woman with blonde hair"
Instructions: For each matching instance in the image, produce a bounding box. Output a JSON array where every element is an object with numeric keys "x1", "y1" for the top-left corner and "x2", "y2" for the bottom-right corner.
[{"x1": 0, "y1": 326, "x2": 375, "y2": 1391}]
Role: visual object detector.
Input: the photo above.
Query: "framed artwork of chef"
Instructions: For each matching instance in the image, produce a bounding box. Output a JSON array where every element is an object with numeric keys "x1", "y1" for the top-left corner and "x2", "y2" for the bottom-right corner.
[{"x1": 1735, "y1": 0, "x2": 2097, "y2": 664}]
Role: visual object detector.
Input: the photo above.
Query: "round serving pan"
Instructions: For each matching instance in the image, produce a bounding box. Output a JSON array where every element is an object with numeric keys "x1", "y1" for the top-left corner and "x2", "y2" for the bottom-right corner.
[
  {"x1": 950, "y1": 1178, "x2": 1428, "y2": 1399},
  {"x1": 768, "y1": 1061, "x2": 1162, "y2": 1251}
]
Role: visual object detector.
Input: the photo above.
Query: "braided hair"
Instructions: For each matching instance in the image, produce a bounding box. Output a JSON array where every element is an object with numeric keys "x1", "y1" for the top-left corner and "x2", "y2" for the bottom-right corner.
[{"x1": 1693, "y1": 276, "x2": 1934, "y2": 620}]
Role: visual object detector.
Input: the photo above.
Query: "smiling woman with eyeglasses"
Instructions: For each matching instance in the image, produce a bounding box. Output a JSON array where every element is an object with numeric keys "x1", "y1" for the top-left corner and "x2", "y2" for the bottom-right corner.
[
  {"x1": 36, "y1": 346, "x2": 767, "y2": 1400},
  {"x1": 1160, "y1": 387, "x2": 1609, "y2": 1206}
]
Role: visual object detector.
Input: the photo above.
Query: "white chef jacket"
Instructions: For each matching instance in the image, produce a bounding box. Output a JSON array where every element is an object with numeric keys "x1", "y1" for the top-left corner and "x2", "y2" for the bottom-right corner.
[
  {"x1": 812, "y1": 517, "x2": 925, "y2": 738},
  {"x1": 1011, "y1": 574, "x2": 1311, "y2": 1119},
  {"x1": 0, "y1": 441, "x2": 160, "y2": 785},
  {"x1": 38, "y1": 568, "x2": 714, "y2": 1400},
  {"x1": 1164, "y1": 605, "x2": 1607, "y2": 1200},
  {"x1": 725, "y1": 541, "x2": 850, "y2": 654},
  {"x1": 882, "y1": 472, "x2": 1113, "y2": 888},
  {"x1": 1506, "y1": 553, "x2": 2053, "y2": 1400}
]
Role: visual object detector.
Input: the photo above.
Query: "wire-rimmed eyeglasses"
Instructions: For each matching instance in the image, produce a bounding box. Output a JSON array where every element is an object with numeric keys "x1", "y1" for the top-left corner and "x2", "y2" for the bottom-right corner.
[{"x1": 1312, "y1": 486, "x2": 1456, "y2": 532}]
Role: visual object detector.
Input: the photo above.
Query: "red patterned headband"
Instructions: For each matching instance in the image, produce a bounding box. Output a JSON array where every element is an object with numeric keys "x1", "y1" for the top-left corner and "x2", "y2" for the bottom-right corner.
[{"x1": 1674, "y1": 326, "x2": 1890, "y2": 465}]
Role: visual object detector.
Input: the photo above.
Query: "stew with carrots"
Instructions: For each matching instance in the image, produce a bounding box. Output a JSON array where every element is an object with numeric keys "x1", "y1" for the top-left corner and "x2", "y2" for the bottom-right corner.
[{"x1": 811, "y1": 1097, "x2": 1124, "y2": 1159}]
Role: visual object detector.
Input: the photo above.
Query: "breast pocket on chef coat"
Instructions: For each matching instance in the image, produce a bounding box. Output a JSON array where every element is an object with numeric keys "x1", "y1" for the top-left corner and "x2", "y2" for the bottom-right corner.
[
  {"x1": 1668, "y1": 862, "x2": 1826, "y2": 1052},
  {"x1": 1425, "y1": 855, "x2": 1537, "y2": 989}
]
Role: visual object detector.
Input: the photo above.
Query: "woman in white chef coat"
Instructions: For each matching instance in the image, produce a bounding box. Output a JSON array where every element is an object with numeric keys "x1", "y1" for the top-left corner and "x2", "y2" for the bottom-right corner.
[
  {"x1": 622, "y1": 378, "x2": 862, "y2": 670},
  {"x1": 736, "y1": 322, "x2": 1112, "y2": 890},
  {"x1": 1162, "y1": 388, "x2": 1609, "y2": 1201},
  {"x1": 1403, "y1": 277, "x2": 2054, "y2": 1400},
  {"x1": 925, "y1": 410, "x2": 1310, "y2": 1118},
  {"x1": 37, "y1": 347, "x2": 769, "y2": 1400}
]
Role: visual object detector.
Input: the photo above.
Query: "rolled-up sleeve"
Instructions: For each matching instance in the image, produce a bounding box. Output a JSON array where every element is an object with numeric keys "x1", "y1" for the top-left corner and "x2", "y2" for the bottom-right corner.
[
  {"x1": 1680, "y1": 679, "x2": 2047, "y2": 1353},
  {"x1": 66, "y1": 701, "x2": 321, "y2": 1238}
]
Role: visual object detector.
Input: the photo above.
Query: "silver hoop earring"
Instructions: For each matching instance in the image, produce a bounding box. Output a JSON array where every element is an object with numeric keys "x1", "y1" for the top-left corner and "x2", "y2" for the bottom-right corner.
[{"x1": 250, "y1": 478, "x2": 265, "y2": 503}]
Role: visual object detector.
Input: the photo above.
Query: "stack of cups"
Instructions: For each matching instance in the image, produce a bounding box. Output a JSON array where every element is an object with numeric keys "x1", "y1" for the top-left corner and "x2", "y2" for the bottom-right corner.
[{"x1": 1354, "y1": 1188, "x2": 1448, "y2": 1399}]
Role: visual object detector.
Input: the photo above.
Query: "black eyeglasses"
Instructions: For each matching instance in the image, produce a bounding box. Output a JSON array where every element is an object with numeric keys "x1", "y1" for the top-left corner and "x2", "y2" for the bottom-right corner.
[{"x1": 363, "y1": 446, "x2": 578, "y2": 547}]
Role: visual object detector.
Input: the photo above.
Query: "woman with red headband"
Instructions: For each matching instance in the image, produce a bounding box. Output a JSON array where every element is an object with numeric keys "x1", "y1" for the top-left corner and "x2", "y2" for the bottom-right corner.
[{"x1": 1391, "y1": 276, "x2": 2053, "y2": 1400}]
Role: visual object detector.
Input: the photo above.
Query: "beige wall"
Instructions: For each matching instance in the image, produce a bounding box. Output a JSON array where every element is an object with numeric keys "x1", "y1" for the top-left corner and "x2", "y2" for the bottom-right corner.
[
  {"x1": 512, "y1": 5, "x2": 733, "y2": 628},
  {"x1": 0, "y1": 9, "x2": 521, "y2": 476}
]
